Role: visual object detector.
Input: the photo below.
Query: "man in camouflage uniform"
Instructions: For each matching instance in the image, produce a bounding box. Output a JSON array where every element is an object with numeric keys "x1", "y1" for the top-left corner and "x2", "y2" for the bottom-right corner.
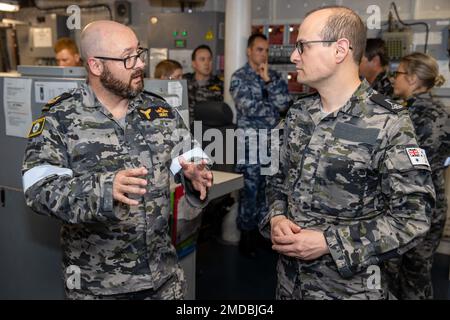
[
  {"x1": 359, "y1": 38, "x2": 394, "y2": 97},
  {"x1": 260, "y1": 6, "x2": 435, "y2": 300},
  {"x1": 183, "y1": 45, "x2": 223, "y2": 129},
  {"x1": 22, "y1": 21, "x2": 213, "y2": 300},
  {"x1": 230, "y1": 33, "x2": 290, "y2": 257}
]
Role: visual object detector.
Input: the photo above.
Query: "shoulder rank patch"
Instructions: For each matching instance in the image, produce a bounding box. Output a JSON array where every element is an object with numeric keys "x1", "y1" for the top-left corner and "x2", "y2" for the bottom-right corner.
[
  {"x1": 139, "y1": 106, "x2": 174, "y2": 121},
  {"x1": 42, "y1": 92, "x2": 73, "y2": 112},
  {"x1": 28, "y1": 117, "x2": 46, "y2": 138},
  {"x1": 369, "y1": 93, "x2": 405, "y2": 113},
  {"x1": 208, "y1": 85, "x2": 221, "y2": 91}
]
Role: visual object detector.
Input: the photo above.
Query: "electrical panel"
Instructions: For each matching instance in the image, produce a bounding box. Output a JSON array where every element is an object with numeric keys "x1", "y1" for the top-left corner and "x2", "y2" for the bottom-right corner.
[
  {"x1": 147, "y1": 12, "x2": 224, "y2": 77},
  {"x1": 15, "y1": 13, "x2": 70, "y2": 65},
  {"x1": 253, "y1": 24, "x2": 315, "y2": 96},
  {"x1": 382, "y1": 30, "x2": 414, "y2": 61}
]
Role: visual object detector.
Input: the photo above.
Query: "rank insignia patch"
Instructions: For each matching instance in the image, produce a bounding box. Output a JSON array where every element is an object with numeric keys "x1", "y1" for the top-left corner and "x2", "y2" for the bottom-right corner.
[
  {"x1": 28, "y1": 117, "x2": 46, "y2": 138},
  {"x1": 139, "y1": 107, "x2": 174, "y2": 121},
  {"x1": 139, "y1": 108, "x2": 153, "y2": 121},
  {"x1": 155, "y1": 107, "x2": 171, "y2": 118}
]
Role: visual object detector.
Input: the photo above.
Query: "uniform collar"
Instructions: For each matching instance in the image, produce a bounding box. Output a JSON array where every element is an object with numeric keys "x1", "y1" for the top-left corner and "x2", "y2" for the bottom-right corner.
[
  {"x1": 309, "y1": 79, "x2": 373, "y2": 122},
  {"x1": 412, "y1": 91, "x2": 431, "y2": 99},
  {"x1": 80, "y1": 82, "x2": 144, "y2": 113},
  {"x1": 244, "y1": 62, "x2": 258, "y2": 75},
  {"x1": 406, "y1": 91, "x2": 431, "y2": 107},
  {"x1": 340, "y1": 79, "x2": 373, "y2": 117}
]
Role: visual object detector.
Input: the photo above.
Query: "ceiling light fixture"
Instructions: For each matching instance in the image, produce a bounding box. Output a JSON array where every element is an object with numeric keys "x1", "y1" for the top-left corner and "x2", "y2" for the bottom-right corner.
[{"x1": 0, "y1": 1, "x2": 20, "y2": 12}]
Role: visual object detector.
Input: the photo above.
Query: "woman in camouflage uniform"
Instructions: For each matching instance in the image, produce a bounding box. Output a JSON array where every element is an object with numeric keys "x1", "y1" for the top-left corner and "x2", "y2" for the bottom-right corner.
[{"x1": 390, "y1": 52, "x2": 450, "y2": 299}]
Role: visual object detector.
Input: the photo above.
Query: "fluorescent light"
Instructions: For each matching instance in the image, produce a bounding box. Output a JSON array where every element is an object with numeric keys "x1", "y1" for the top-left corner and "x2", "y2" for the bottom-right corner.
[
  {"x1": 1, "y1": 18, "x2": 26, "y2": 25},
  {"x1": 0, "y1": 1, "x2": 19, "y2": 12}
]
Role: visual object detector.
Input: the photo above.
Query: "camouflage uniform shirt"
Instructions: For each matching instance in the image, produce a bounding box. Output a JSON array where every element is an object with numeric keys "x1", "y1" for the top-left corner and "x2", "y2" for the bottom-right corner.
[
  {"x1": 407, "y1": 92, "x2": 450, "y2": 232},
  {"x1": 371, "y1": 70, "x2": 394, "y2": 97},
  {"x1": 22, "y1": 83, "x2": 208, "y2": 297},
  {"x1": 260, "y1": 81, "x2": 435, "y2": 299},
  {"x1": 230, "y1": 62, "x2": 290, "y2": 130},
  {"x1": 183, "y1": 72, "x2": 224, "y2": 127}
]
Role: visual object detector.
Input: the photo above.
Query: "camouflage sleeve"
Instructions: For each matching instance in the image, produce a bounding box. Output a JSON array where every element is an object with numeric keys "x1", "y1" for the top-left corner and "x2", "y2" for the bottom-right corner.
[
  {"x1": 229, "y1": 73, "x2": 248, "y2": 107},
  {"x1": 22, "y1": 114, "x2": 117, "y2": 224},
  {"x1": 229, "y1": 73, "x2": 263, "y2": 116},
  {"x1": 171, "y1": 109, "x2": 211, "y2": 209},
  {"x1": 410, "y1": 104, "x2": 450, "y2": 172},
  {"x1": 324, "y1": 113, "x2": 435, "y2": 278},
  {"x1": 266, "y1": 71, "x2": 291, "y2": 113},
  {"x1": 259, "y1": 119, "x2": 289, "y2": 239}
]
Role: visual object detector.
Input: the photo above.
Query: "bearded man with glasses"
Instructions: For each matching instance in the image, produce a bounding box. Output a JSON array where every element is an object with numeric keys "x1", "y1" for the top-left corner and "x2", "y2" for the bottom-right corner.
[{"x1": 22, "y1": 21, "x2": 213, "y2": 300}]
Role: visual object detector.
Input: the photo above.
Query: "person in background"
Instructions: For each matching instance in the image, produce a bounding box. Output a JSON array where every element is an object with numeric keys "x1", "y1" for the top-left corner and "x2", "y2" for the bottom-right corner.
[
  {"x1": 359, "y1": 38, "x2": 393, "y2": 97},
  {"x1": 154, "y1": 59, "x2": 183, "y2": 80},
  {"x1": 388, "y1": 52, "x2": 450, "y2": 299},
  {"x1": 54, "y1": 37, "x2": 82, "y2": 67},
  {"x1": 183, "y1": 45, "x2": 223, "y2": 128},
  {"x1": 230, "y1": 33, "x2": 290, "y2": 257}
]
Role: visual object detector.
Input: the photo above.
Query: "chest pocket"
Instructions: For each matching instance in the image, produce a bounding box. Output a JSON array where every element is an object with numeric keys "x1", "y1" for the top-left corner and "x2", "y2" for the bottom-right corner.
[
  {"x1": 69, "y1": 127, "x2": 124, "y2": 173},
  {"x1": 141, "y1": 118, "x2": 176, "y2": 190},
  {"x1": 311, "y1": 122, "x2": 380, "y2": 218},
  {"x1": 286, "y1": 117, "x2": 313, "y2": 199}
]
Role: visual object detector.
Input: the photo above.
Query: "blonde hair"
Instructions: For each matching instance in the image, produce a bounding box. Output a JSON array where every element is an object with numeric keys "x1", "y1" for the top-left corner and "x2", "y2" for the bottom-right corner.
[{"x1": 401, "y1": 52, "x2": 446, "y2": 89}]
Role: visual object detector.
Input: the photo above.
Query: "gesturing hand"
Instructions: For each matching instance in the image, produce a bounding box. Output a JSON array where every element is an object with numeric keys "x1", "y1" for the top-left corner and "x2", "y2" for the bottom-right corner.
[
  {"x1": 259, "y1": 62, "x2": 270, "y2": 83},
  {"x1": 113, "y1": 167, "x2": 148, "y2": 206},
  {"x1": 179, "y1": 157, "x2": 213, "y2": 201}
]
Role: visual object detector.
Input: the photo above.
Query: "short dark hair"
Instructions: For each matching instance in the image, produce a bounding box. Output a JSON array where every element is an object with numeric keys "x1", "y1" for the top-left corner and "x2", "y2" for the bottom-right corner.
[
  {"x1": 192, "y1": 45, "x2": 212, "y2": 61},
  {"x1": 364, "y1": 38, "x2": 389, "y2": 67},
  {"x1": 305, "y1": 6, "x2": 366, "y2": 64},
  {"x1": 247, "y1": 33, "x2": 267, "y2": 48}
]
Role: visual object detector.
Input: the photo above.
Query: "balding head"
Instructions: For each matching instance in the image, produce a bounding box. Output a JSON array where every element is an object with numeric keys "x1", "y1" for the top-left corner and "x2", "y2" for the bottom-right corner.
[
  {"x1": 80, "y1": 20, "x2": 138, "y2": 62},
  {"x1": 304, "y1": 6, "x2": 366, "y2": 64}
]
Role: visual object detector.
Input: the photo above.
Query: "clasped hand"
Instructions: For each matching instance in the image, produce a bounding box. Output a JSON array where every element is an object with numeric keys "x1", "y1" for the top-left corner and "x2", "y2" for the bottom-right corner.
[{"x1": 270, "y1": 216, "x2": 330, "y2": 260}]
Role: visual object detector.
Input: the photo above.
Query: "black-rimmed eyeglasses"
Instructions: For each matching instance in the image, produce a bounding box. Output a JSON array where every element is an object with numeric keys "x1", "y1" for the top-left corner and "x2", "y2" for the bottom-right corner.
[
  {"x1": 94, "y1": 48, "x2": 148, "y2": 69},
  {"x1": 294, "y1": 40, "x2": 353, "y2": 55}
]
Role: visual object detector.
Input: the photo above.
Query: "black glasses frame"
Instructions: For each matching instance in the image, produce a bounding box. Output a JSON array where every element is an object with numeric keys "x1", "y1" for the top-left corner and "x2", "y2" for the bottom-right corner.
[
  {"x1": 294, "y1": 40, "x2": 353, "y2": 55},
  {"x1": 94, "y1": 48, "x2": 149, "y2": 69}
]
